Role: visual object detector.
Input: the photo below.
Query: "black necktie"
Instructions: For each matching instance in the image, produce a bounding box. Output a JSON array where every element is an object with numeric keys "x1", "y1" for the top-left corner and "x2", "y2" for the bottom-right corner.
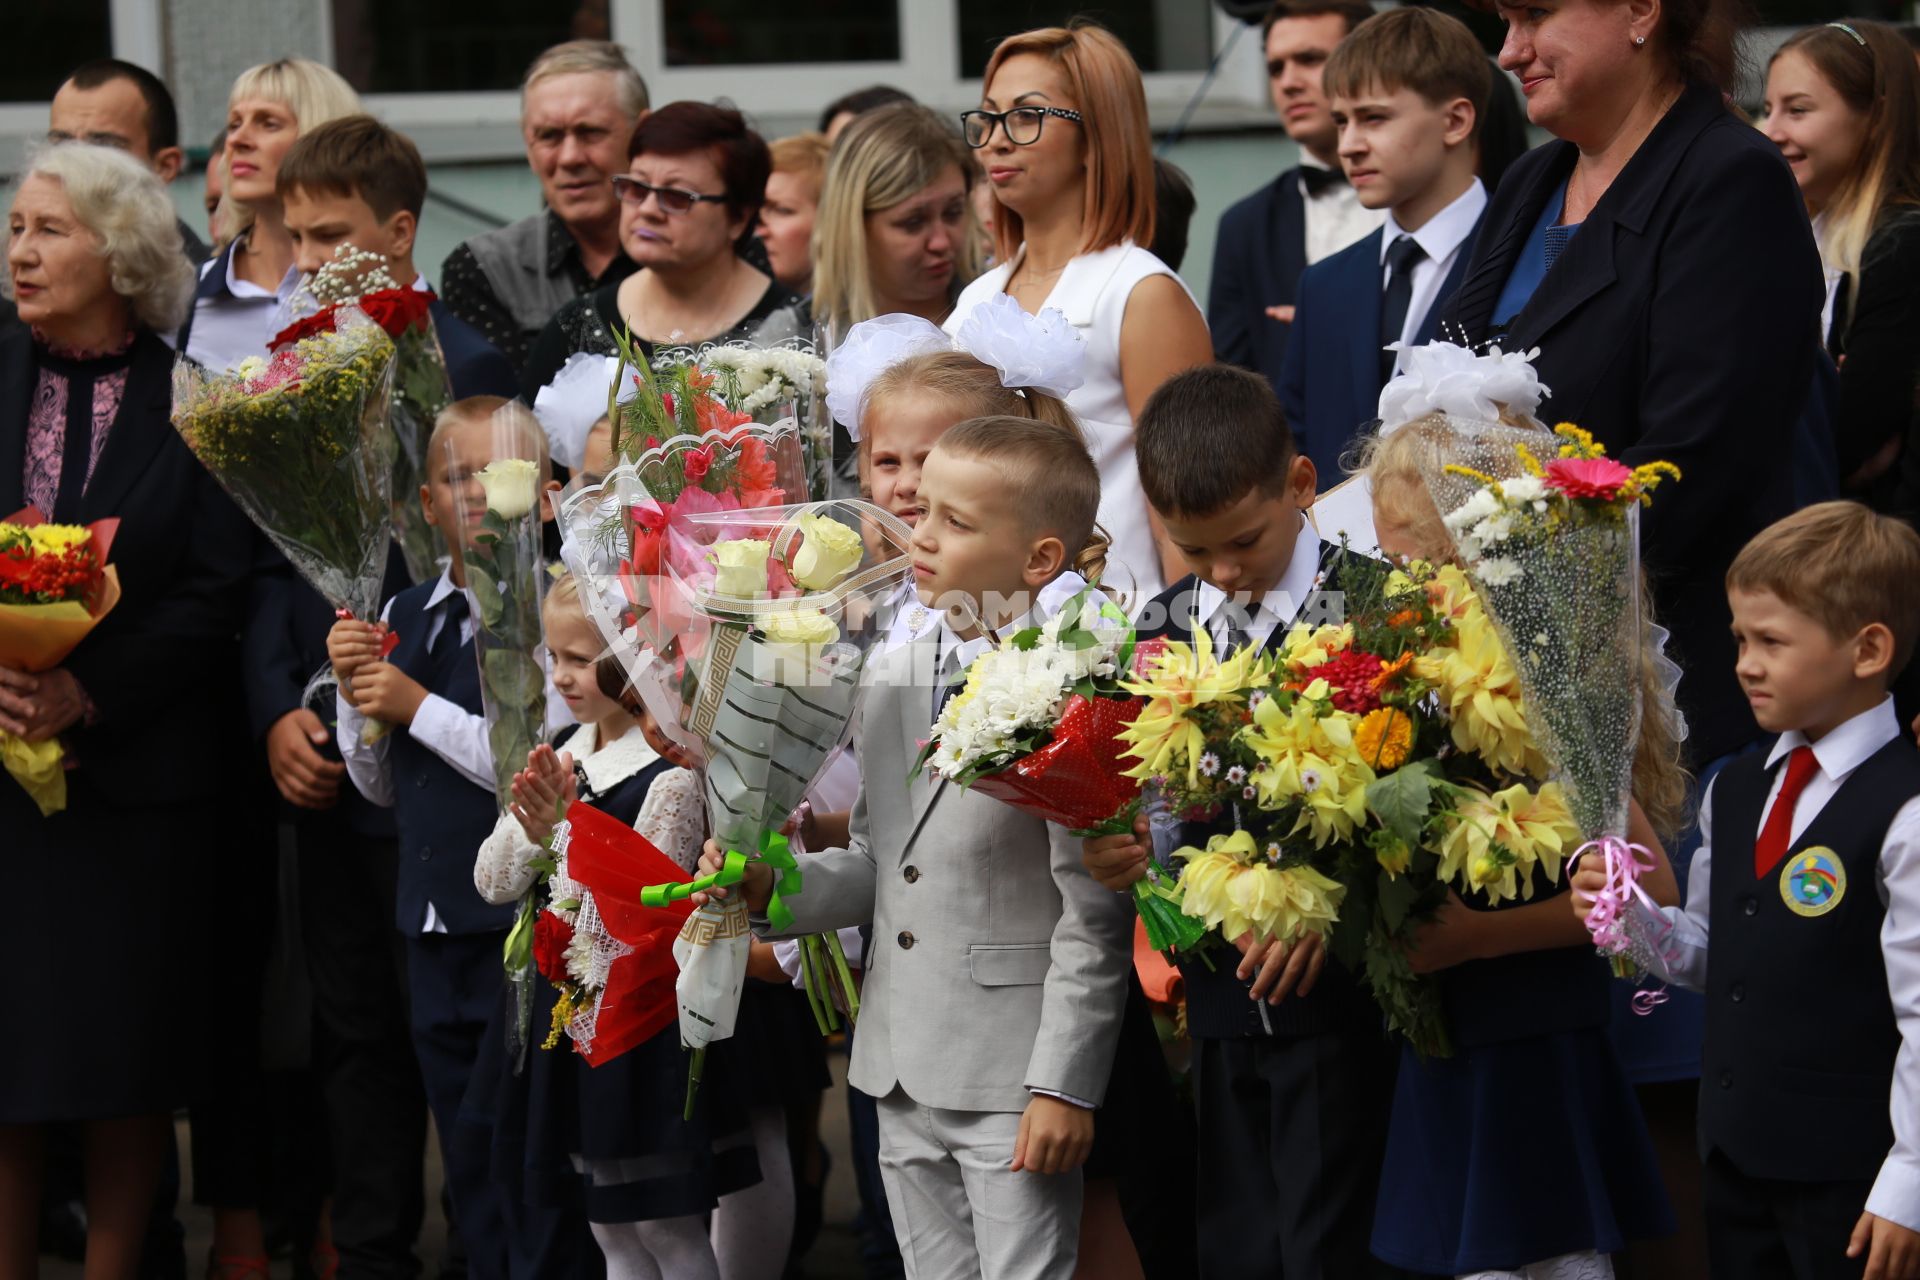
[
  {"x1": 1380, "y1": 235, "x2": 1427, "y2": 386},
  {"x1": 429, "y1": 592, "x2": 470, "y2": 665}
]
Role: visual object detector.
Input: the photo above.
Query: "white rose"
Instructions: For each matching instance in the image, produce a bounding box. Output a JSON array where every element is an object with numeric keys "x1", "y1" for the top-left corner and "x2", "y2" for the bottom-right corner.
[
  {"x1": 476, "y1": 458, "x2": 540, "y2": 520},
  {"x1": 787, "y1": 512, "x2": 865, "y2": 591},
  {"x1": 710, "y1": 539, "x2": 772, "y2": 598}
]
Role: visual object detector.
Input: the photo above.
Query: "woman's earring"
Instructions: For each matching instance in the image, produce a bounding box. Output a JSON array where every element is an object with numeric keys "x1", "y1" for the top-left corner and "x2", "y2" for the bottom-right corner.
[{"x1": 1634, "y1": 34, "x2": 1646, "y2": 45}]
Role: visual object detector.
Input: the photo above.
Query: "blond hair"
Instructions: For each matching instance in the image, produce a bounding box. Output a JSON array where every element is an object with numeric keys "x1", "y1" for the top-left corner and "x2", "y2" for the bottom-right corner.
[
  {"x1": 1360, "y1": 423, "x2": 1691, "y2": 841},
  {"x1": 1728, "y1": 500, "x2": 1920, "y2": 675},
  {"x1": 521, "y1": 40, "x2": 650, "y2": 120},
  {"x1": 862, "y1": 349, "x2": 1078, "y2": 447},
  {"x1": 428, "y1": 396, "x2": 552, "y2": 481},
  {"x1": 768, "y1": 131, "x2": 831, "y2": 203},
  {"x1": 17, "y1": 144, "x2": 194, "y2": 332},
  {"x1": 981, "y1": 22, "x2": 1156, "y2": 263},
  {"x1": 935, "y1": 414, "x2": 1111, "y2": 591},
  {"x1": 811, "y1": 104, "x2": 980, "y2": 332},
  {"x1": 217, "y1": 58, "x2": 362, "y2": 244},
  {"x1": 543, "y1": 570, "x2": 641, "y2": 716}
]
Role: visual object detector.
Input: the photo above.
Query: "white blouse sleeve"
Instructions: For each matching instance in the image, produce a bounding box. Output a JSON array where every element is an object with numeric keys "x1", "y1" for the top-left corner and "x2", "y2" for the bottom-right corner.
[
  {"x1": 636, "y1": 767, "x2": 707, "y2": 874},
  {"x1": 473, "y1": 809, "x2": 543, "y2": 905}
]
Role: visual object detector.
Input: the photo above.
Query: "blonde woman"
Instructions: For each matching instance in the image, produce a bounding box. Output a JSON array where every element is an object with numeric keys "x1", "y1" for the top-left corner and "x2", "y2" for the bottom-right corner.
[
  {"x1": 810, "y1": 102, "x2": 982, "y2": 341},
  {"x1": 1762, "y1": 20, "x2": 1920, "y2": 513},
  {"x1": 946, "y1": 23, "x2": 1213, "y2": 603},
  {"x1": 181, "y1": 57, "x2": 361, "y2": 371},
  {"x1": 759, "y1": 132, "x2": 830, "y2": 294}
]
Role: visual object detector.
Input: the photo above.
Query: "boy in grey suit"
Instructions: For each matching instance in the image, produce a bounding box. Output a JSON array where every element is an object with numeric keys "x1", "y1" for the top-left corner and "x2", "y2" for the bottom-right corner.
[{"x1": 704, "y1": 419, "x2": 1132, "y2": 1279}]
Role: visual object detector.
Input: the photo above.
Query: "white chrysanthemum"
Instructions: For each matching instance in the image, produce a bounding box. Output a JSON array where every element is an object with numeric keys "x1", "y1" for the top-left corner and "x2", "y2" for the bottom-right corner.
[
  {"x1": 1477, "y1": 556, "x2": 1523, "y2": 586},
  {"x1": 1502, "y1": 475, "x2": 1546, "y2": 503}
]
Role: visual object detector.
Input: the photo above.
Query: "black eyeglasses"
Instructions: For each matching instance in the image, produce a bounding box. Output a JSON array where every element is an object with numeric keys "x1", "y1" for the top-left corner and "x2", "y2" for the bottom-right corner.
[
  {"x1": 960, "y1": 106, "x2": 1083, "y2": 149},
  {"x1": 611, "y1": 175, "x2": 730, "y2": 215}
]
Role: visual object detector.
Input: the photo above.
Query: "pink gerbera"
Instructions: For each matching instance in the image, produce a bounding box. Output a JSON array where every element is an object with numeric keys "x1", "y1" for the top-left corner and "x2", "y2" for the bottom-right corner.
[{"x1": 1544, "y1": 455, "x2": 1633, "y2": 501}]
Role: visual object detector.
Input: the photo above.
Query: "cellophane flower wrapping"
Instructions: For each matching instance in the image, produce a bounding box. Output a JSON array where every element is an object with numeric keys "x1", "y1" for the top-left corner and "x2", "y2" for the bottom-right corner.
[
  {"x1": 1415, "y1": 417, "x2": 1651, "y2": 842},
  {"x1": 447, "y1": 423, "x2": 551, "y2": 817},
  {"x1": 274, "y1": 244, "x2": 456, "y2": 584},
  {"x1": 656, "y1": 339, "x2": 829, "y2": 500},
  {"x1": 0, "y1": 509, "x2": 121, "y2": 814},
  {"x1": 174, "y1": 306, "x2": 397, "y2": 622},
  {"x1": 548, "y1": 802, "x2": 696, "y2": 1066}
]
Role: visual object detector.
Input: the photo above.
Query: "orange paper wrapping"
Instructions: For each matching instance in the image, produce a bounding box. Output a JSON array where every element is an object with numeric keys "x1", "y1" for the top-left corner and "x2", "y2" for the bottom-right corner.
[{"x1": 0, "y1": 565, "x2": 122, "y2": 672}]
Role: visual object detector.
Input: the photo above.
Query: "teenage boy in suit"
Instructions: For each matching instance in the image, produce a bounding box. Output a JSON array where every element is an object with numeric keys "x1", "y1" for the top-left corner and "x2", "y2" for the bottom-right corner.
[
  {"x1": 1278, "y1": 6, "x2": 1492, "y2": 481},
  {"x1": 1085, "y1": 364, "x2": 1402, "y2": 1279},
  {"x1": 701, "y1": 418, "x2": 1132, "y2": 1280},
  {"x1": 1208, "y1": 0, "x2": 1380, "y2": 395}
]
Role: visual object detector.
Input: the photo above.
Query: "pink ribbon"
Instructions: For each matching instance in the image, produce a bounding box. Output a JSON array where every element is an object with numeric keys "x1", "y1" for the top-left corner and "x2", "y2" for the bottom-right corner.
[{"x1": 1571, "y1": 835, "x2": 1678, "y2": 1016}]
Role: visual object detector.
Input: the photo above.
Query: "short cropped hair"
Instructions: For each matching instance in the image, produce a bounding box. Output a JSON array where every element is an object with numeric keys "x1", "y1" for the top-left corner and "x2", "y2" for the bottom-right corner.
[
  {"x1": 66, "y1": 58, "x2": 180, "y2": 153},
  {"x1": 428, "y1": 396, "x2": 552, "y2": 482},
  {"x1": 14, "y1": 144, "x2": 193, "y2": 332},
  {"x1": 277, "y1": 115, "x2": 428, "y2": 221},
  {"x1": 936, "y1": 416, "x2": 1106, "y2": 584},
  {"x1": 1727, "y1": 501, "x2": 1920, "y2": 675},
  {"x1": 1262, "y1": 0, "x2": 1375, "y2": 41},
  {"x1": 1322, "y1": 6, "x2": 1492, "y2": 137},
  {"x1": 629, "y1": 102, "x2": 770, "y2": 225},
  {"x1": 1135, "y1": 365, "x2": 1297, "y2": 518},
  {"x1": 522, "y1": 40, "x2": 649, "y2": 120},
  {"x1": 817, "y1": 84, "x2": 913, "y2": 133}
]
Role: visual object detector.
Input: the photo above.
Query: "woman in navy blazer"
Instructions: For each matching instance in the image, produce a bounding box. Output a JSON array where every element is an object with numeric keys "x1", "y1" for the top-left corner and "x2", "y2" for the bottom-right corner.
[{"x1": 1442, "y1": 0, "x2": 1825, "y2": 773}]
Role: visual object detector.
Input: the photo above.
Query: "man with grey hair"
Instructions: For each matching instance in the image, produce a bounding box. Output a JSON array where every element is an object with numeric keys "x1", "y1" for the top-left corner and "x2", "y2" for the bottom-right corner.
[{"x1": 440, "y1": 40, "x2": 648, "y2": 368}]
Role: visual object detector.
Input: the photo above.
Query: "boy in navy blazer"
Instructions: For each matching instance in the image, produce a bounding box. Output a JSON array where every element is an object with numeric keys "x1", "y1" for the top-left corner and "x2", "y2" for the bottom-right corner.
[
  {"x1": 1208, "y1": 0, "x2": 1380, "y2": 395},
  {"x1": 328, "y1": 400, "x2": 583, "y2": 1279},
  {"x1": 1278, "y1": 8, "x2": 1492, "y2": 482},
  {"x1": 1085, "y1": 366, "x2": 1401, "y2": 1279},
  {"x1": 1576, "y1": 503, "x2": 1920, "y2": 1280}
]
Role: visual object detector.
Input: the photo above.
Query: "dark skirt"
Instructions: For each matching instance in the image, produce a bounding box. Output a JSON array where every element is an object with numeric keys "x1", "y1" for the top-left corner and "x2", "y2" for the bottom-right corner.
[
  {"x1": 1370, "y1": 1026, "x2": 1677, "y2": 1273},
  {"x1": 465, "y1": 975, "x2": 761, "y2": 1223},
  {"x1": 0, "y1": 772, "x2": 214, "y2": 1123},
  {"x1": 729, "y1": 978, "x2": 833, "y2": 1107}
]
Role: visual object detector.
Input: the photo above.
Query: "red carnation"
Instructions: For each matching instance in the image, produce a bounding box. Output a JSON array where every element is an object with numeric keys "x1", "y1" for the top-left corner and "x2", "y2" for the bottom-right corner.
[
  {"x1": 533, "y1": 911, "x2": 576, "y2": 986},
  {"x1": 1544, "y1": 455, "x2": 1632, "y2": 501},
  {"x1": 1311, "y1": 648, "x2": 1386, "y2": 715}
]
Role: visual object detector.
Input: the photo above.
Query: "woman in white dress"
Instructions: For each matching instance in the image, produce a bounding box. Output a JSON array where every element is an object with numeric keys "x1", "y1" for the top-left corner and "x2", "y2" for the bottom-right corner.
[{"x1": 945, "y1": 23, "x2": 1212, "y2": 604}]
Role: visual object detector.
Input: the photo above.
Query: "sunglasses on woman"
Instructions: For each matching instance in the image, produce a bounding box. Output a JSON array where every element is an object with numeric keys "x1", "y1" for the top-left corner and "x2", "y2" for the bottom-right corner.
[
  {"x1": 959, "y1": 106, "x2": 1084, "y2": 149},
  {"x1": 610, "y1": 175, "x2": 730, "y2": 215}
]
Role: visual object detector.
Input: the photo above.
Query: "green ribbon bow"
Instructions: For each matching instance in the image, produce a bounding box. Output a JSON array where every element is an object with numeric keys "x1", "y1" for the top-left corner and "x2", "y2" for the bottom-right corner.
[{"x1": 639, "y1": 831, "x2": 804, "y2": 931}]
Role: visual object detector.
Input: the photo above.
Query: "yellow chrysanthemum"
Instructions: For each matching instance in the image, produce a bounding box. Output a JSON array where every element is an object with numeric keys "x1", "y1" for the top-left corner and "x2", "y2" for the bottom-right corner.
[
  {"x1": 1175, "y1": 831, "x2": 1346, "y2": 945},
  {"x1": 22, "y1": 524, "x2": 89, "y2": 555},
  {"x1": 1278, "y1": 621, "x2": 1353, "y2": 672},
  {"x1": 1354, "y1": 707, "x2": 1415, "y2": 770},
  {"x1": 1119, "y1": 624, "x2": 1267, "y2": 787},
  {"x1": 1438, "y1": 781, "x2": 1581, "y2": 904},
  {"x1": 1239, "y1": 683, "x2": 1374, "y2": 846},
  {"x1": 1418, "y1": 567, "x2": 1548, "y2": 778}
]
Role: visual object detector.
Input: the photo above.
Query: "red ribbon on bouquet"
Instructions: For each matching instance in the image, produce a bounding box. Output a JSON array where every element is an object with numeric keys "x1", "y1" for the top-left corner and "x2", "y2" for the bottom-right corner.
[
  {"x1": 562, "y1": 802, "x2": 697, "y2": 1066},
  {"x1": 967, "y1": 694, "x2": 1145, "y2": 833}
]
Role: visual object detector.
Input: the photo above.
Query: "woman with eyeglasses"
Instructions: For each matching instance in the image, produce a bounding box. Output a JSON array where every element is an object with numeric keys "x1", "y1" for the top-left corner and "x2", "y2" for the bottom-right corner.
[
  {"x1": 945, "y1": 22, "x2": 1212, "y2": 606},
  {"x1": 520, "y1": 101, "x2": 805, "y2": 403}
]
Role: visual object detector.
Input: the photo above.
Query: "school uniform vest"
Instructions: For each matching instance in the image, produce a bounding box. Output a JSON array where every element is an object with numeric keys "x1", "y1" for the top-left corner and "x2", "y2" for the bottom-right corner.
[
  {"x1": 385, "y1": 584, "x2": 514, "y2": 936},
  {"x1": 553, "y1": 722, "x2": 674, "y2": 830},
  {"x1": 1697, "y1": 737, "x2": 1920, "y2": 1182},
  {"x1": 1157, "y1": 550, "x2": 1383, "y2": 1040}
]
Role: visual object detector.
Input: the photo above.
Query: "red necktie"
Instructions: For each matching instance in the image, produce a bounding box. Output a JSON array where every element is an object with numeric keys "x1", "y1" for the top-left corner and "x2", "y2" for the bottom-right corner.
[{"x1": 1754, "y1": 746, "x2": 1820, "y2": 878}]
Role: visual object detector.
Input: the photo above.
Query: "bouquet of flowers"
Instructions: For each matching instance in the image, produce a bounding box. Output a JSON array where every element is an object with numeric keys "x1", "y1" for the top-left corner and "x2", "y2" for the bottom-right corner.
[
  {"x1": 1417, "y1": 421, "x2": 1681, "y2": 979},
  {"x1": 173, "y1": 307, "x2": 397, "y2": 624},
  {"x1": 556, "y1": 337, "x2": 910, "y2": 1105},
  {"x1": 1116, "y1": 547, "x2": 1606, "y2": 1056},
  {"x1": 0, "y1": 508, "x2": 121, "y2": 814},
  {"x1": 656, "y1": 339, "x2": 828, "y2": 496},
  {"x1": 272, "y1": 244, "x2": 456, "y2": 583},
  {"x1": 913, "y1": 589, "x2": 1207, "y2": 953},
  {"x1": 536, "y1": 801, "x2": 698, "y2": 1067}
]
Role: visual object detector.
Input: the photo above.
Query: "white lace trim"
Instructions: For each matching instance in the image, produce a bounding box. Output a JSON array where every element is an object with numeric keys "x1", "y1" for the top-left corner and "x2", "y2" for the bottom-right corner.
[{"x1": 637, "y1": 767, "x2": 707, "y2": 874}]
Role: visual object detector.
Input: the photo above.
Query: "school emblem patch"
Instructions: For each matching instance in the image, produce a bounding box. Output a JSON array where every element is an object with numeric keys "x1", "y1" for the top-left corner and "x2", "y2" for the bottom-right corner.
[{"x1": 1780, "y1": 846, "x2": 1845, "y2": 918}]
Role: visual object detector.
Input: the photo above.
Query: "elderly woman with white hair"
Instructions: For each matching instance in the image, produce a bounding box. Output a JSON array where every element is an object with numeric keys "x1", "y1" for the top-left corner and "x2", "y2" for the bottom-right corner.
[{"x1": 0, "y1": 143, "x2": 251, "y2": 1277}]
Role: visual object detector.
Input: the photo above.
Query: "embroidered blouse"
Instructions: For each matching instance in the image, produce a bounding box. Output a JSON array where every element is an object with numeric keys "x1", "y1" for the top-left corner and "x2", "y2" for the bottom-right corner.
[{"x1": 23, "y1": 330, "x2": 135, "y2": 516}]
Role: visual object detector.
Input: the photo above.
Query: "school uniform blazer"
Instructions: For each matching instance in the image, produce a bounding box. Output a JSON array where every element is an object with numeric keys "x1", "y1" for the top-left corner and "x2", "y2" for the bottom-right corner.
[
  {"x1": 0, "y1": 326, "x2": 253, "y2": 806},
  {"x1": 1441, "y1": 82, "x2": 1825, "y2": 766},
  {"x1": 763, "y1": 639, "x2": 1134, "y2": 1114},
  {"x1": 1207, "y1": 168, "x2": 1311, "y2": 395},
  {"x1": 1277, "y1": 215, "x2": 1484, "y2": 480}
]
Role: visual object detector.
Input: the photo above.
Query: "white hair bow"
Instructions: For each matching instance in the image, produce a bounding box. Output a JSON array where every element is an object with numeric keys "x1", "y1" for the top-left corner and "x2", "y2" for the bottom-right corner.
[
  {"x1": 824, "y1": 293, "x2": 1086, "y2": 440},
  {"x1": 1376, "y1": 340, "x2": 1550, "y2": 434}
]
